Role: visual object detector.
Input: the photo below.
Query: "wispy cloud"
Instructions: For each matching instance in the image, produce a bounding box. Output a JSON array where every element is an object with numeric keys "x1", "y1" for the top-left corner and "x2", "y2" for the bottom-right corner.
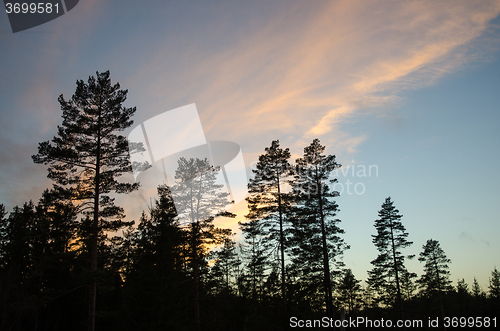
[{"x1": 127, "y1": 0, "x2": 500, "y2": 159}]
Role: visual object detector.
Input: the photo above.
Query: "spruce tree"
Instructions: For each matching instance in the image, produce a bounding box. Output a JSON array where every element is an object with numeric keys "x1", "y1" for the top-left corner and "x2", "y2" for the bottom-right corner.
[
  {"x1": 0, "y1": 201, "x2": 60, "y2": 330},
  {"x1": 400, "y1": 270, "x2": 418, "y2": 301},
  {"x1": 489, "y1": 267, "x2": 500, "y2": 299},
  {"x1": 32, "y1": 70, "x2": 140, "y2": 331},
  {"x1": 472, "y1": 277, "x2": 483, "y2": 297},
  {"x1": 470, "y1": 276, "x2": 486, "y2": 316},
  {"x1": 208, "y1": 232, "x2": 240, "y2": 295},
  {"x1": 337, "y1": 269, "x2": 361, "y2": 314},
  {"x1": 0, "y1": 204, "x2": 6, "y2": 263},
  {"x1": 456, "y1": 278, "x2": 471, "y2": 315},
  {"x1": 121, "y1": 185, "x2": 189, "y2": 330},
  {"x1": 170, "y1": 157, "x2": 234, "y2": 329},
  {"x1": 238, "y1": 218, "x2": 271, "y2": 300},
  {"x1": 1, "y1": 202, "x2": 38, "y2": 280},
  {"x1": 417, "y1": 239, "x2": 452, "y2": 322},
  {"x1": 488, "y1": 267, "x2": 500, "y2": 315},
  {"x1": 417, "y1": 239, "x2": 452, "y2": 296},
  {"x1": 36, "y1": 188, "x2": 78, "y2": 255},
  {"x1": 361, "y1": 283, "x2": 376, "y2": 310},
  {"x1": 456, "y1": 278, "x2": 469, "y2": 295},
  {"x1": 367, "y1": 197, "x2": 413, "y2": 319},
  {"x1": 238, "y1": 219, "x2": 269, "y2": 299},
  {"x1": 289, "y1": 138, "x2": 347, "y2": 319}
]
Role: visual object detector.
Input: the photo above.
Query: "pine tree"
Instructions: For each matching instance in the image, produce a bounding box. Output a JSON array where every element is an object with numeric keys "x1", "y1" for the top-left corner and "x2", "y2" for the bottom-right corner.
[
  {"x1": 32, "y1": 70, "x2": 140, "y2": 331},
  {"x1": 367, "y1": 197, "x2": 413, "y2": 318},
  {"x1": 289, "y1": 138, "x2": 347, "y2": 318},
  {"x1": 245, "y1": 140, "x2": 292, "y2": 319}
]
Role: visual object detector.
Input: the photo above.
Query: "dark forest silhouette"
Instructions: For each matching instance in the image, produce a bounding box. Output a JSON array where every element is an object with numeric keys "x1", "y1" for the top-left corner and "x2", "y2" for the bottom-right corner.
[{"x1": 0, "y1": 72, "x2": 498, "y2": 330}]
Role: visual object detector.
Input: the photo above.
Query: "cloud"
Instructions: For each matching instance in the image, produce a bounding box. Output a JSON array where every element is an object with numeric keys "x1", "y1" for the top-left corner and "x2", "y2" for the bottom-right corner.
[{"x1": 127, "y1": 0, "x2": 500, "y2": 159}]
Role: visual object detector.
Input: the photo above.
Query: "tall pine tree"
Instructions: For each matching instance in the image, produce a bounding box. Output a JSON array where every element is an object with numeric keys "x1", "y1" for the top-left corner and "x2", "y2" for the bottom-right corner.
[
  {"x1": 289, "y1": 138, "x2": 347, "y2": 319},
  {"x1": 367, "y1": 197, "x2": 413, "y2": 319},
  {"x1": 32, "y1": 70, "x2": 140, "y2": 331},
  {"x1": 245, "y1": 140, "x2": 292, "y2": 321}
]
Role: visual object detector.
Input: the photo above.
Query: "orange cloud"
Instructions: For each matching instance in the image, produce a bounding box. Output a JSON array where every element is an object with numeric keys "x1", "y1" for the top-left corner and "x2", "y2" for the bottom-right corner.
[{"x1": 127, "y1": 0, "x2": 500, "y2": 162}]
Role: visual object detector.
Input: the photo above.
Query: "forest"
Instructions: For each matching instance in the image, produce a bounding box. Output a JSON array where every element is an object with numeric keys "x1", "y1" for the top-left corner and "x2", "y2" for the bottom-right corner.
[{"x1": 0, "y1": 71, "x2": 498, "y2": 331}]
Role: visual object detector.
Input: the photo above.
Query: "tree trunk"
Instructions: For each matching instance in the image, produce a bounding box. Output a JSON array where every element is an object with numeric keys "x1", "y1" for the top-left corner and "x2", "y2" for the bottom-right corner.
[
  {"x1": 277, "y1": 172, "x2": 287, "y2": 326},
  {"x1": 389, "y1": 217, "x2": 404, "y2": 322},
  {"x1": 88, "y1": 109, "x2": 102, "y2": 331},
  {"x1": 433, "y1": 252, "x2": 446, "y2": 331},
  {"x1": 317, "y1": 174, "x2": 334, "y2": 330},
  {"x1": 192, "y1": 223, "x2": 200, "y2": 330}
]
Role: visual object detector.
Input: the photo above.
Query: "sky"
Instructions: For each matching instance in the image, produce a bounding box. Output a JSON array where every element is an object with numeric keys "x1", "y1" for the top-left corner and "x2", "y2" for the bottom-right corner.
[{"x1": 1, "y1": 0, "x2": 499, "y2": 290}]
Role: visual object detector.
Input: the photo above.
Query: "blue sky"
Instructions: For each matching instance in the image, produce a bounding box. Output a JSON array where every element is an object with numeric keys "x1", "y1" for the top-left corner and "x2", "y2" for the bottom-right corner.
[{"x1": 1, "y1": 0, "x2": 499, "y2": 290}]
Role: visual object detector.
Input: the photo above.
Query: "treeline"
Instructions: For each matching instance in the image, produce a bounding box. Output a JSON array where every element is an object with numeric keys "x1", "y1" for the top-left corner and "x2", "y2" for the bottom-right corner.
[
  {"x1": 0, "y1": 188, "x2": 499, "y2": 330},
  {"x1": 0, "y1": 71, "x2": 498, "y2": 330}
]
